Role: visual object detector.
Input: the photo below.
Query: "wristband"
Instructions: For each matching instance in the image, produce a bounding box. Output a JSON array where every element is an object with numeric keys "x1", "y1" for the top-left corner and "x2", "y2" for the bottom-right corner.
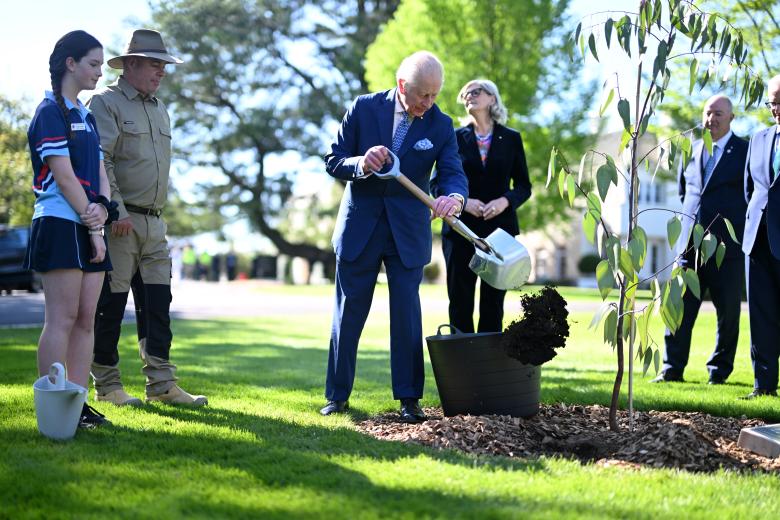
[{"x1": 89, "y1": 227, "x2": 105, "y2": 236}]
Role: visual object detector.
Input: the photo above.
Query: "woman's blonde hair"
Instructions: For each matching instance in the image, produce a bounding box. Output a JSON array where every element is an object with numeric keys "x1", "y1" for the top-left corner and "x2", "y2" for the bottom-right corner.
[{"x1": 457, "y1": 79, "x2": 508, "y2": 126}]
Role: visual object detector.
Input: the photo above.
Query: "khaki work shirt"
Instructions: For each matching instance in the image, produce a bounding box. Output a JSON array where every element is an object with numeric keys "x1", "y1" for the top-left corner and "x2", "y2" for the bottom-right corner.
[{"x1": 87, "y1": 77, "x2": 172, "y2": 220}]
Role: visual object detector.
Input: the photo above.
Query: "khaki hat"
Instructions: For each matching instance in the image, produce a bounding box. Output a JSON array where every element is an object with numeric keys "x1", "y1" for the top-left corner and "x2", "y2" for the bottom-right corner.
[{"x1": 107, "y1": 29, "x2": 183, "y2": 69}]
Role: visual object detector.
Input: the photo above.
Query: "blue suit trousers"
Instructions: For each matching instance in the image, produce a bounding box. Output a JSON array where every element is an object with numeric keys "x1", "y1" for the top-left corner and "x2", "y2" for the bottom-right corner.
[{"x1": 325, "y1": 212, "x2": 424, "y2": 401}]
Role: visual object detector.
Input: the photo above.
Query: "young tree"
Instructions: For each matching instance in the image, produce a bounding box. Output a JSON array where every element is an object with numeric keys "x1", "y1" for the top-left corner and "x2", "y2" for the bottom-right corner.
[
  {"x1": 364, "y1": 0, "x2": 598, "y2": 232},
  {"x1": 150, "y1": 0, "x2": 400, "y2": 278},
  {"x1": 553, "y1": 0, "x2": 764, "y2": 431}
]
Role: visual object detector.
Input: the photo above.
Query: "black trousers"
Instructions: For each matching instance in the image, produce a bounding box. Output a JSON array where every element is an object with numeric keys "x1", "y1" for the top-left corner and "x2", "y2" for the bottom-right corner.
[
  {"x1": 662, "y1": 247, "x2": 744, "y2": 380},
  {"x1": 747, "y1": 224, "x2": 780, "y2": 391},
  {"x1": 93, "y1": 270, "x2": 173, "y2": 366},
  {"x1": 442, "y1": 232, "x2": 506, "y2": 333}
]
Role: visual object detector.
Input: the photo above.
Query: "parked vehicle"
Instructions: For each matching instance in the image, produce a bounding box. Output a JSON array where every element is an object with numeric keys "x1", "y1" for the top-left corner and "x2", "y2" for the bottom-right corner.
[{"x1": 0, "y1": 225, "x2": 41, "y2": 294}]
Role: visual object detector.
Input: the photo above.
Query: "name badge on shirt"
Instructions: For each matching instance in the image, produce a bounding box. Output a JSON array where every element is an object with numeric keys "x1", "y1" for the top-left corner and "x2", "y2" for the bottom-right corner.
[{"x1": 70, "y1": 123, "x2": 86, "y2": 131}]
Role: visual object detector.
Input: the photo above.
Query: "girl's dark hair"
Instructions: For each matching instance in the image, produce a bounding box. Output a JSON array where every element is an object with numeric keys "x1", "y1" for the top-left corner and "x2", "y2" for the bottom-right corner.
[{"x1": 49, "y1": 30, "x2": 102, "y2": 136}]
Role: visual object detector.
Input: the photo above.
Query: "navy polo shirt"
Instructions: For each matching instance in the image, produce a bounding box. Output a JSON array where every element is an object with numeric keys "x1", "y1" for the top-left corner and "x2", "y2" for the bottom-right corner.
[{"x1": 27, "y1": 91, "x2": 104, "y2": 222}]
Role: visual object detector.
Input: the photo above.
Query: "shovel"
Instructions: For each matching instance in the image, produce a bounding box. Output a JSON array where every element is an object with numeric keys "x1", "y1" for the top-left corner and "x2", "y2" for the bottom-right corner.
[{"x1": 373, "y1": 150, "x2": 531, "y2": 290}]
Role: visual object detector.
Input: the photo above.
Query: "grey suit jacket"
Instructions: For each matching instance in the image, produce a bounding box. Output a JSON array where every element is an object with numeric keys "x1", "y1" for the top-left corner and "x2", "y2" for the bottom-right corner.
[{"x1": 743, "y1": 125, "x2": 779, "y2": 255}]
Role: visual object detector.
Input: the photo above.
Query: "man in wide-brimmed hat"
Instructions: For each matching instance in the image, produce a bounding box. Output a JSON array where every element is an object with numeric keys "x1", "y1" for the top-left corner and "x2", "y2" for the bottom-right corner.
[{"x1": 88, "y1": 29, "x2": 207, "y2": 407}]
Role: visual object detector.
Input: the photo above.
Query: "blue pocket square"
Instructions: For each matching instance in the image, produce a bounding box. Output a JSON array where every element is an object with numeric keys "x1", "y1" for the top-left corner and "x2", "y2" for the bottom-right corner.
[{"x1": 413, "y1": 138, "x2": 433, "y2": 151}]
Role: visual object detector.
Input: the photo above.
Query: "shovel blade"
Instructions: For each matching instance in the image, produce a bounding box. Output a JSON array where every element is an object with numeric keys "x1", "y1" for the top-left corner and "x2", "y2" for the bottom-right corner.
[{"x1": 468, "y1": 229, "x2": 531, "y2": 290}]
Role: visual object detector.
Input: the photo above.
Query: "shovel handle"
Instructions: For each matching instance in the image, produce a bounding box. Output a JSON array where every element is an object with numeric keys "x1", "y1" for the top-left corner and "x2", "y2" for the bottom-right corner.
[{"x1": 395, "y1": 173, "x2": 491, "y2": 254}]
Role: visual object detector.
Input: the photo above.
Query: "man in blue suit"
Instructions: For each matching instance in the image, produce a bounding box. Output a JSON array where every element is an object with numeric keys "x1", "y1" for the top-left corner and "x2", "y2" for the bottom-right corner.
[
  {"x1": 321, "y1": 51, "x2": 468, "y2": 422},
  {"x1": 741, "y1": 74, "x2": 780, "y2": 399},
  {"x1": 652, "y1": 95, "x2": 747, "y2": 384}
]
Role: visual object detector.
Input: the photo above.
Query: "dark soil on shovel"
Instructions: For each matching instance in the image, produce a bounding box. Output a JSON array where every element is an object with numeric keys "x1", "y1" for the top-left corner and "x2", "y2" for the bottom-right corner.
[{"x1": 357, "y1": 403, "x2": 780, "y2": 473}]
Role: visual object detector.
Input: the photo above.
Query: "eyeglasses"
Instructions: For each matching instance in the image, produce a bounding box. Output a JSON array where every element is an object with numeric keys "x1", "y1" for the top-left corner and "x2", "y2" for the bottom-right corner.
[
  {"x1": 463, "y1": 87, "x2": 485, "y2": 99},
  {"x1": 765, "y1": 101, "x2": 780, "y2": 109}
]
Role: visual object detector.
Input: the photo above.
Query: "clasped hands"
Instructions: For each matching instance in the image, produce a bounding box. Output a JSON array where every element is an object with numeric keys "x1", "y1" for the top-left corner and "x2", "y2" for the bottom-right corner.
[
  {"x1": 362, "y1": 145, "x2": 462, "y2": 219},
  {"x1": 80, "y1": 202, "x2": 108, "y2": 263},
  {"x1": 464, "y1": 197, "x2": 509, "y2": 220}
]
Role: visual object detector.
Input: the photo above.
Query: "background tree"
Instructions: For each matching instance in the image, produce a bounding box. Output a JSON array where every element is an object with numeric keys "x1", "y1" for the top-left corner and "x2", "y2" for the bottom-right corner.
[
  {"x1": 554, "y1": 0, "x2": 764, "y2": 431},
  {"x1": 364, "y1": 0, "x2": 599, "y2": 233},
  {"x1": 150, "y1": 0, "x2": 400, "y2": 279},
  {"x1": 656, "y1": 0, "x2": 779, "y2": 134},
  {"x1": 0, "y1": 97, "x2": 33, "y2": 225}
]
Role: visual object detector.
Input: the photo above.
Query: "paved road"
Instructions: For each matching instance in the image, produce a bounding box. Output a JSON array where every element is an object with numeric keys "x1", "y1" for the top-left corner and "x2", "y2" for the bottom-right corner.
[{"x1": 0, "y1": 280, "x2": 739, "y2": 328}]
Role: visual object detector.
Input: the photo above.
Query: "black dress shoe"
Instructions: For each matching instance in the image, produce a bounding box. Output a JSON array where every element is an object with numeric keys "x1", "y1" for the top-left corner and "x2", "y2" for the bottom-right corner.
[
  {"x1": 649, "y1": 373, "x2": 684, "y2": 383},
  {"x1": 707, "y1": 376, "x2": 726, "y2": 385},
  {"x1": 320, "y1": 400, "x2": 349, "y2": 416},
  {"x1": 399, "y1": 398, "x2": 426, "y2": 423},
  {"x1": 740, "y1": 389, "x2": 778, "y2": 400}
]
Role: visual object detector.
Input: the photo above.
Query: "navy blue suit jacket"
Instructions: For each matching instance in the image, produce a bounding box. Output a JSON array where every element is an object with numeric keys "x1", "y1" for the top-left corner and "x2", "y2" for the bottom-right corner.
[
  {"x1": 678, "y1": 134, "x2": 747, "y2": 259},
  {"x1": 326, "y1": 89, "x2": 468, "y2": 268}
]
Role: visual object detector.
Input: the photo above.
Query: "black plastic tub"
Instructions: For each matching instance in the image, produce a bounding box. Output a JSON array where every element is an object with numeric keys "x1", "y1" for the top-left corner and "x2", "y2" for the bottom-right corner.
[{"x1": 425, "y1": 326, "x2": 540, "y2": 417}]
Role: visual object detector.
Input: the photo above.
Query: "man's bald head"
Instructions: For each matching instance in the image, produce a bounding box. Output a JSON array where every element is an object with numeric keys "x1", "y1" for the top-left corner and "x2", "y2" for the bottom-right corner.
[{"x1": 702, "y1": 94, "x2": 734, "y2": 141}]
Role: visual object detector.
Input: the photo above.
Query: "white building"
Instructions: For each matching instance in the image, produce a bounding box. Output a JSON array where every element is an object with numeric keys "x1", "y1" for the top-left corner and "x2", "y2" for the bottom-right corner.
[{"x1": 520, "y1": 132, "x2": 679, "y2": 285}]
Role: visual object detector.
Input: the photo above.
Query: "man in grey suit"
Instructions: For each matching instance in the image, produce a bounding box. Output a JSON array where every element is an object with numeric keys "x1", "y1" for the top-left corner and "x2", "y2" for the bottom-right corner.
[
  {"x1": 741, "y1": 74, "x2": 780, "y2": 399},
  {"x1": 652, "y1": 95, "x2": 747, "y2": 384}
]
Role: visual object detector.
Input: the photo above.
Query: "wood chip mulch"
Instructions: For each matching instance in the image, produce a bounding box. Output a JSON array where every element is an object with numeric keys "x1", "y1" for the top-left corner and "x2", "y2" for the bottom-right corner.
[{"x1": 356, "y1": 403, "x2": 780, "y2": 473}]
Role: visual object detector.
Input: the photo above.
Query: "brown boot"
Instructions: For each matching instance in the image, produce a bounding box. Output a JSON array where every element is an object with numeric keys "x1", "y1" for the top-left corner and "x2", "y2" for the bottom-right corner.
[
  {"x1": 146, "y1": 384, "x2": 208, "y2": 406},
  {"x1": 96, "y1": 388, "x2": 143, "y2": 407}
]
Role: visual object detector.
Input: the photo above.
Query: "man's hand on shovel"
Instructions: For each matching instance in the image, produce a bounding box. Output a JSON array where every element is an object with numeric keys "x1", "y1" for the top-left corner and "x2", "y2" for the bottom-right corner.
[{"x1": 431, "y1": 195, "x2": 462, "y2": 220}]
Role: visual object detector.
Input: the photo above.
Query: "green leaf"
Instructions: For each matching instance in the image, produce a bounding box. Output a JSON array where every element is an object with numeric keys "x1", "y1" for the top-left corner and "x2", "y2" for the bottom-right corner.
[
  {"x1": 682, "y1": 268, "x2": 701, "y2": 300},
  {"x1": 703, "y1": 128, "x2": 713, "y2": 156},
  {"x1": 583, "y1": 212, "x2": 597, "y2": 245},
  {"x1": 633, "y1": 226, "x2": 647, "y2": 251},
  {"x1": 588, "y1": 33, "x2": 599, "y2": 62},
  {"x1": 723, "y1": 218, "x2": 740, "y2": 245},
  {"x1": 618, "y1": 247, "x2": 634, "y2": 278},
  {"x1": 692, "y1": 223, "x2": 705, "y2": 249},
  {"x1": 589, "y1": 301, "x2": 612, "y2": 330},
  {"x1": 586, "y1": 192, "x2": 602, "y2": 220},
  {"x1": 701, "y1": 233, "x2": 717, "y2": 264},
  {"x1": 546, "y1": 148, "x2": 557, "y2": 188},
  {"x1": 577, "y1": 151, "x2": 590, "y2": 185},
  {"x1": 715, "y1": 242, "x2": 726, "y2": 268},
  {"x1": 654, "y1": 348, "x2": 660, "y2": 374},
  {"x1": 667, "y1": 216, "x2": 682, "y2": 249},
  {"x1": 596, "y1": 260, "x2": 613, "y2": 299},
  {"x1": 603, "y1": 308, "x2": 617, "y2": 346},
  {"x1": 596, "y1": 164, "x2": 612, "y2": 202},
  {"x1": 557, "y1": 168, "x2": 566, "y2": 198},
  {"x1": 605, "y1": 18, "x2": 614, "y2": 48},
  {"x1": 620, "y1": 129, "x2": 631, "y2": 150},
  {"x1": 599, "y1": 88, "x2": 615, "y2": 117},
  {"x1": 567, "y1": 174, "x2": 576, "y2": 207},
  {"x1": 689, "y1": 59, "x2": 699, "y2": 95},
  {"x1": 574, "y1": 22, "x2": 582, "y2": 45},
  {"x1": 617, "y1": 99, "x2": 631, "y2": 132},
  {"x1": 628, "y1": 236, "x2": 645, "y2": 271},
  {"x1": 643, "y1": 345, "x2": 653, "y2": 375}
]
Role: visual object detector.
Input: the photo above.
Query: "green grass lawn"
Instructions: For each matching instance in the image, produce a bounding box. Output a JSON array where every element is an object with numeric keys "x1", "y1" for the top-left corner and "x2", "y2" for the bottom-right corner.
[{"x1": 0, "y1": 288, "x2": 777, "y2": 519}]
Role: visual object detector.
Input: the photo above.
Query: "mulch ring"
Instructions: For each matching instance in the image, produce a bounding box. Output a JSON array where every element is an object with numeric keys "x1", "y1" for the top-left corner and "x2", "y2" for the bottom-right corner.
[{"x1": 356, "y1": 403, "x2": 780, "y2": 473}]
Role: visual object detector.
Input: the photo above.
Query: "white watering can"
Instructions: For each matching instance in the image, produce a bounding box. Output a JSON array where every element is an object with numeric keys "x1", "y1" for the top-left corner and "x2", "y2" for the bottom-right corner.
[{"x1": 33, "y1": 362, "x2": 86, "y2": 440}]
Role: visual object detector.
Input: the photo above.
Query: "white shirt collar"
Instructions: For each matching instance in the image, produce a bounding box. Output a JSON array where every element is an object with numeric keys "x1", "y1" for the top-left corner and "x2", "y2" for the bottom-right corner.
[
  {"x1": 394, "y1": 92, "x2": 407, "y2": 116},
  {"x1": 713, "y1": 130, "x2": 732, "y2": 151}
]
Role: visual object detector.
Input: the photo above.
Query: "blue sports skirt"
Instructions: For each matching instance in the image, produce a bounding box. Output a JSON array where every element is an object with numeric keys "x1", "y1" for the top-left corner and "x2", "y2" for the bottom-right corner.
[{"x1": 24, "y1": 216, "x2": 112, "y2": 273}]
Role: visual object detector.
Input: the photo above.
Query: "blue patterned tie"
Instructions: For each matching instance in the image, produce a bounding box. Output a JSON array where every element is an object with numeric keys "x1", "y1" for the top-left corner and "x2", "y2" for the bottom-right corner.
[
  {"x1": 702, "y1": 144, "x2": 718, "y2": 186},
  {"x1": 391, "y1": 112, "x2": 412, "y2": 154},
  {"x1": 773, "y1": 136, "x2": 780, "y2": 181}
]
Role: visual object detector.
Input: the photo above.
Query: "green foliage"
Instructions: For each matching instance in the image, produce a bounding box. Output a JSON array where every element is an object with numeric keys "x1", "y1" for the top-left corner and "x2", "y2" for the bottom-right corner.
[
  {"x1": 151, "y1": 0, "x2": 399, "y2": 267},
  {"x1": 365, "y1": 0, "x2": 598, "y2": 232},
  {"x1": 556, "y1": 0, "x2": 763, "y2": 431},
  {"x1": 0, "y1": 97, "x2": 33, "y2": 225},
  {"x1": 655, "y1": 0, "x2": 780, "y2": 135}
]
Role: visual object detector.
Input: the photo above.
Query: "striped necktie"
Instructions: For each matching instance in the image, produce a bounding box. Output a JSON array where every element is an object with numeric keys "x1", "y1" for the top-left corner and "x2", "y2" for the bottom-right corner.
[
  {"x1": 702, "y1": 144, "x2": 718, "y2": 187},
  {"x1": 392, "y1": 112, "x2": 412, "y2": 154}
]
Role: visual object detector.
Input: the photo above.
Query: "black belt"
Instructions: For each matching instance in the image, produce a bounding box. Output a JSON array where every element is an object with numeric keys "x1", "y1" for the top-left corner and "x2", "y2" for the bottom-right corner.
[{"x1": 125, "y1": 204, "x2": 162, "y2": 217}]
